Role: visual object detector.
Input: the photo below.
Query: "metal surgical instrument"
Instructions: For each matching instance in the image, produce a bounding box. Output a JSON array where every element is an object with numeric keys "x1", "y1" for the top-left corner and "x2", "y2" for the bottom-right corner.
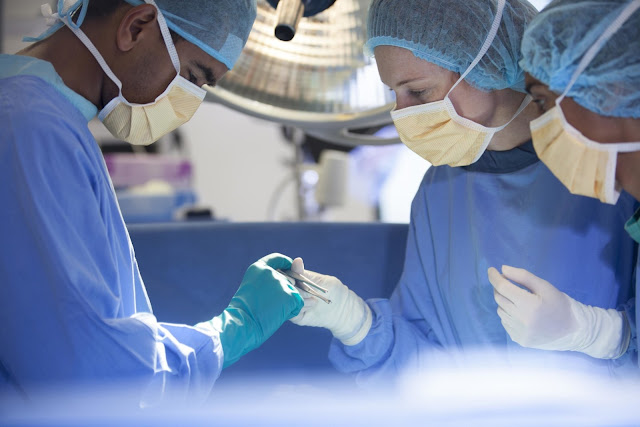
[{"x1": 277, "y1": 269, "x2": 331, "y2": 304}]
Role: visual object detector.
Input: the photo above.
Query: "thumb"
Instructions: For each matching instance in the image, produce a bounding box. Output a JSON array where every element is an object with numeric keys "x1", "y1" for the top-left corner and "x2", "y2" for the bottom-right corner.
[
  {"x1": 501, "y1": 265, "x2": 552, "y2": 295},
  {"x1": 259, "y1": 252, "x2": 293, "y2": 271},
  {"x1": 291, "y1": 257, "x2": 305, "y2": 275}
]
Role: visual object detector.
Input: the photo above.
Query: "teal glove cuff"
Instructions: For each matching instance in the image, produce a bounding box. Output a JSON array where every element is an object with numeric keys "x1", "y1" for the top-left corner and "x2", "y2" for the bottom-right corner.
[
  {"x1": 211, "y1": 307, "x2": 258, "y2": 369},
  {"x1": 200, "y1": 253, "x2": 303, "y2": 369}
]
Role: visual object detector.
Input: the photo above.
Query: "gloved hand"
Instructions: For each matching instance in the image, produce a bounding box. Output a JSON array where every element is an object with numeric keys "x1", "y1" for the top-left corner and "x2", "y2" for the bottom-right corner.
[
  {"x1": 289, "y1": 258, "x2": 372, "y2": 346},
  {"x1": 196, "y1": 253, "x2": 303, "y2": 368},
  {"x1": 487, "y1": 265, "x2": 630, "y2": 359}
]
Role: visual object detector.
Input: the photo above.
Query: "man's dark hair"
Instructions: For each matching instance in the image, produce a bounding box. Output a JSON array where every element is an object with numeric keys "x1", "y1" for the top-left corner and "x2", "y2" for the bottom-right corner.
[{"x1": 82, "y1": 0, "x2": 183, "y2": 43}]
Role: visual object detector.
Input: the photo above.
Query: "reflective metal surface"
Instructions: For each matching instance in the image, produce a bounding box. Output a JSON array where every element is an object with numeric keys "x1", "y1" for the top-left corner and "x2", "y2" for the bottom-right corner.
[{"x1": 205, "y1": 0, "x2": 398, "y2": 146}]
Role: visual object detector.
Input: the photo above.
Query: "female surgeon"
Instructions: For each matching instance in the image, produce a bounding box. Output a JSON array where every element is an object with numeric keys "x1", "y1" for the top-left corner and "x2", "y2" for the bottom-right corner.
[
  {"x1": 288, "y1": 0, "x2": 639, "y2": 384},
  {"x1": 488, "y1": 0, "x2": 640, "y2": 367}
]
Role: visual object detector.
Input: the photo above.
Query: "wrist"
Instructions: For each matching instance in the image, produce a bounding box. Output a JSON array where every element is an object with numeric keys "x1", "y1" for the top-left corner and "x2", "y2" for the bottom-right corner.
[
  {"x1": 337, "y1": 303, "x2": 372, "y2": 346},
  {"x1": 329, "y1": 290, "x2": 372, "y2": 346},
  {"x1": 572, "y1": 300, "x2": 627, "y2": 359},
  {"x1": 208, "y1": 308, "x2": 256, "y2": 369}
]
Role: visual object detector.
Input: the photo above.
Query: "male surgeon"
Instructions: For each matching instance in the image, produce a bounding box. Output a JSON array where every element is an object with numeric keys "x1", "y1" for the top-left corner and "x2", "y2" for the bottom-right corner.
[{"x1": 0, "y1": 0, "x2": 302, "y2": 402}]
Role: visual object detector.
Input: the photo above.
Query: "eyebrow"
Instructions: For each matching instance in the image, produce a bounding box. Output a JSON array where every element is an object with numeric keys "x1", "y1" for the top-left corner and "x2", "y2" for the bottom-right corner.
[
  {"x1": 395, "y1": 78, "x2": 423, "y2": 87},
  {"x1": 194, "y1": 61, "x2": 217, "y2": 87}
]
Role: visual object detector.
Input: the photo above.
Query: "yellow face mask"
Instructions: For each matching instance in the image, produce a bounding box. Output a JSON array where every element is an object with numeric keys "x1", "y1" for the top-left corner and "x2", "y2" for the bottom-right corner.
[
  {"x1": 391, "y1": 95, "x2": 529, "y2": 167},
  {"x1": 99, "y1": 76, "x2": 206, "y2": 146},
  {"x1": 64, "y1": 0, "x2": 206, "y2": 145},
  {"x1": 530, "y1": 0, "x2": 640, "y2": 205},
  {"x1": 531, "y1": 102, "x2": 640, "y2": 205},
  {"x1": 389, "y1": 0, "x2": 529, "y2": 167}
]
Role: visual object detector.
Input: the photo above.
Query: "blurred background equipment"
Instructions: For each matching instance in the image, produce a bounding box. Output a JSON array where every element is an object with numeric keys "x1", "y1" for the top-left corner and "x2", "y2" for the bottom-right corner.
[{"x1": 90, "y1": 121, "x2": 206, "y2": 223}]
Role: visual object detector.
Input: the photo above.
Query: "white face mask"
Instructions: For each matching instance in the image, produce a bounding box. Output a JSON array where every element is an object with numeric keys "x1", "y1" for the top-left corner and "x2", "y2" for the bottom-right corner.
[
  {"x1": 54, "y1": 0, "x2": 207, "y2": 145},
  {"x1": 530, "y1": 0, "x2": 640, "y2": 205},
  {"x1": 390, "y1": 0, "x2": 530, "y2": 167}
]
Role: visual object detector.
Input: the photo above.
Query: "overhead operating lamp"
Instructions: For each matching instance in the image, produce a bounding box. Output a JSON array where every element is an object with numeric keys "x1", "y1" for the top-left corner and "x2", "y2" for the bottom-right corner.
[
  {"x1": 267, "y1": 0, "x2": 337, "y2": 41},
  {"x1": 205, "y1": 0, "x2": 398, "y2": 147}
]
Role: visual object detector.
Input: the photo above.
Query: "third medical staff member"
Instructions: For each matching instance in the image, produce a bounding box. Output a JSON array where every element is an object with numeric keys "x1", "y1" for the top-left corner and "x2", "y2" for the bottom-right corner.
[
  {"x1": 0, "y1": 0, "x2": 302, "y2": 401},
  {"x1": 489, "y1": 0, "x2": 640, "y2": 363},
  {"x1": 289, "y1": 0, "x2": 639, "y2": 383}
]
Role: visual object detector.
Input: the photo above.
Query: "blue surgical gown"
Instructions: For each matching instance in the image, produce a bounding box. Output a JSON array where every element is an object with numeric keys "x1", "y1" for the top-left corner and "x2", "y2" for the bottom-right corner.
[
  {"x1": 0, "y1": 55, "x2": 223, "y2": 401},
  {"x1": 329, "y1": 142, "x2": 639, "y2": 384}
]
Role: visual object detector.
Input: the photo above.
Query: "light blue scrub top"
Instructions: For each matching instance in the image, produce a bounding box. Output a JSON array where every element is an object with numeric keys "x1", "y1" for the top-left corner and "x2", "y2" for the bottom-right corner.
[
  {"x1": 329, "y1": 142, "x2": 639, "y2": 385},
  {"x1": 0, "y1": 54, "x2": 223, "y2": 401}
]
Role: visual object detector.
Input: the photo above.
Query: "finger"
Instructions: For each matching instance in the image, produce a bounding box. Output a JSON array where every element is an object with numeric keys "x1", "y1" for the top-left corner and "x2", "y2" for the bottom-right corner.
[
  {"x1": 488, "y1": 267, "x2": 530, "y2": 305},
  {"x1": 302, "y1": 296, "x2": 318, "y2": 308},
  {"x1": 496, "y1": 308, "x2": 519, "y2": 334},
  {"x1": 259, "y1": 253, "x2": 293, "y2": 271},
  {"x1": 493, "y1": 289, "x2": 516, "y2": 315},
  {"x1": 291, "y1": 257, "x2": 305, "y2": 275},
  {"x1": 496, "y1": 306, "x2": 514, "y2": 324},
  {"x1": 501, "y1": 265, "x2": 552, "y2": 294}
]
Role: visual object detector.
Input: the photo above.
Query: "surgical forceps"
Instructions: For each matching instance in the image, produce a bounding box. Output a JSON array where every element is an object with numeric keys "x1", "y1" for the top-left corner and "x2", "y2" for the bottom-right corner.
[{"x1": 277, "y1": 269, "x2": 332, "y2": 304}]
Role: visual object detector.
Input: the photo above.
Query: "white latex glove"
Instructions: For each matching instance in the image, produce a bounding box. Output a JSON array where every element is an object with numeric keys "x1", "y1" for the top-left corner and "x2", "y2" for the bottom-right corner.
[
  {"x1": 488, "y1": 265, "x2": 630, "y2": 359},
  {"x1": 289, "y1": 258, "x2": 372, "y2": 346}
]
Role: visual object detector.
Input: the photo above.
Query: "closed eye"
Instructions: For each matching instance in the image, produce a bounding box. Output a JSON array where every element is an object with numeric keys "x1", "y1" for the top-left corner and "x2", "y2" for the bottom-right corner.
[{"x1": 188, "y1": 71, "x2": 198, "y2": 85}]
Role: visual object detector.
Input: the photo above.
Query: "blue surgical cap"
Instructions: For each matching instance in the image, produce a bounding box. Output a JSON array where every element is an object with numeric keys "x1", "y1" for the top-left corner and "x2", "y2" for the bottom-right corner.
[
  {"x1": 364, "y1": 0, "x2": 538, "y2": 92},
  {"x1": 124, "y1": 0, "x2": 257, "y2": 70},
  {"x1": 520, "y1": 0, "x2": 640, "y2": 118}
]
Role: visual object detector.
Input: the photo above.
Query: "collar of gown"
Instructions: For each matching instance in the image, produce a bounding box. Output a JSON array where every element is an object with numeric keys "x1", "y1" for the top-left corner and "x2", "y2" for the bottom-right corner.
[
  {"x1": 462, "y1": 139, "x2": 539, "y2": 174},
  {"x1": 0, "y1": 54, "x2": 97, "y2": 122}
]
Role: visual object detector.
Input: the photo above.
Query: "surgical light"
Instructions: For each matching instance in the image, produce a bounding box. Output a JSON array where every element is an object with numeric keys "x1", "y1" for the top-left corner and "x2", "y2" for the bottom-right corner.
[{"x1": 205, "y1": 0, "x2": 398, "y2": 147}]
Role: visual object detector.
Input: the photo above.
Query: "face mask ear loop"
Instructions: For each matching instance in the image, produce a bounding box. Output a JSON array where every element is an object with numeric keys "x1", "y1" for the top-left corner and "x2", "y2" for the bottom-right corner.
[
  {"x1": 557, "y1": 0, "x2": 640, "y2": 109},
  {"x1": 146, "y1": 0, "x2": 181, "y2": 75},
  {"x1": 446, "y1": 0, "x2": 505, "y2": 97},
  {"x1": 59, "y1": 15, "x2": 124, "y2": 95}
]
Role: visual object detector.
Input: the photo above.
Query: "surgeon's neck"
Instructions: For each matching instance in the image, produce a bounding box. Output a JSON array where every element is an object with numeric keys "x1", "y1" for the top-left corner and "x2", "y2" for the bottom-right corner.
[
  {"x1": 486, "y1": 90, "x2": 540, "y2": 152},
  {"x1": 17, "y1": 26, "x2": 104, "y2": 107}
]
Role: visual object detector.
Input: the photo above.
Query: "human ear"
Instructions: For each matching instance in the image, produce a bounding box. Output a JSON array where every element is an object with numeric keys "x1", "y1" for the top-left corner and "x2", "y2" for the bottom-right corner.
[{"x1": 115, "y1": 4, "x2": 158, "y2": 52}]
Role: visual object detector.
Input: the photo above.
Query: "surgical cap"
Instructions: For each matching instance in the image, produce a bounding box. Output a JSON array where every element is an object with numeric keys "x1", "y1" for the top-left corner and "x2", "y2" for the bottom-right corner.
[
  {"x1": 122, "y1": 0, "x2": 257, "y2": 70},
  {"x1": 364, "y1": 0, "x2": 538, "y2": 92},
  {"x1": 520, "y1": 0, "x2": 640, "y2": 118}
]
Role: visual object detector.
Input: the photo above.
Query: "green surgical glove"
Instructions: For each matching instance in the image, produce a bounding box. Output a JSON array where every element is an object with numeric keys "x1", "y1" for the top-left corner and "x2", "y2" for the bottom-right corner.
[{"x1": 197, "y1": 253, "x2": 303, "y2": 368}]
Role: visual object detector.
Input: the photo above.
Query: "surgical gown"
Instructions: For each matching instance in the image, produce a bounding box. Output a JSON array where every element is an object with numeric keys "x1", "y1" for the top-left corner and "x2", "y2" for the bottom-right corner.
[
  {"x1": 329, "y1": 142, "x2": 639, "y2": 384},
  {"x1": 0, "y1": 54, "x2": 223, "y2": 401}
]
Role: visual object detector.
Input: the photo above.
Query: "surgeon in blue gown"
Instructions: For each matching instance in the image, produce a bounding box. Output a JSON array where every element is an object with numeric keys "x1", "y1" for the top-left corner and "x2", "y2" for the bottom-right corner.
[
  {"x1": 487, "y1": 0, "x2": 640, "y2": 367},
  {"x1": 0, "y1": 0, "x2": 302, "y2": 402},
  {"x1": 288, "y1": 0, "x2": 639, "y2": 385}
]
